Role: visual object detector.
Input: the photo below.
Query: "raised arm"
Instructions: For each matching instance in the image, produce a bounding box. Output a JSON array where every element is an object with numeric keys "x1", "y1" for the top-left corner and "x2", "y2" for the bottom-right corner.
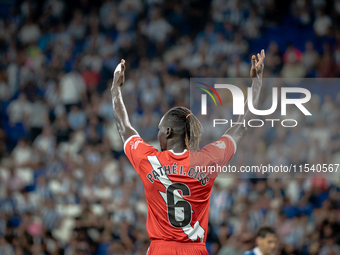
[
  {"x1": 224, "y1": 49, "x2": 265, "y2": 147},
  {"x1": 111, "y1": 59, "x2": 138, "y2": 144}
]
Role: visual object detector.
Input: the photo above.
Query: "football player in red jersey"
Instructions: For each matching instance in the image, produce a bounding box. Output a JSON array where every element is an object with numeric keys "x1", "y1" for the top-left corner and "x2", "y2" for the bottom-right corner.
[{"x1": 111, "y1": 50, "x2": 265, "y2": 254}]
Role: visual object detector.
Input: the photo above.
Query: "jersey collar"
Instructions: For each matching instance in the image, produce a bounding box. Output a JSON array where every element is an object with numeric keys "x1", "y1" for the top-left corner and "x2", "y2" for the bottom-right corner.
[{"x1": 168, "y1": 149, "x2": 188, "y2": 155}]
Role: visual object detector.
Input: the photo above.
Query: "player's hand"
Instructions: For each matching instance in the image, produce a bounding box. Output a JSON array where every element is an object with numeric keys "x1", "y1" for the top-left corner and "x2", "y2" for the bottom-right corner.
[
  {"x1": 250, "y1": 49, "x2": 265, "y2": 79},
  {"x1": 112, "y1": 59, "x2": 125, "y2": 89}
]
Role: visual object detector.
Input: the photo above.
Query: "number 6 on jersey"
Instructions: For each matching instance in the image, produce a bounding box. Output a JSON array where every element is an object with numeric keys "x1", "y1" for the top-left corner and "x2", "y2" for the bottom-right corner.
[{"x1": 167, "y1": 183, "x2": 192, "y2": 227}]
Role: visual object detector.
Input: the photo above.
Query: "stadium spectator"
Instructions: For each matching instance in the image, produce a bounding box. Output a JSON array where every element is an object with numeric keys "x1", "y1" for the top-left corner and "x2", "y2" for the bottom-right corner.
[{"x1": 243, "y1": 226, "x2": 278, "y2": 255}]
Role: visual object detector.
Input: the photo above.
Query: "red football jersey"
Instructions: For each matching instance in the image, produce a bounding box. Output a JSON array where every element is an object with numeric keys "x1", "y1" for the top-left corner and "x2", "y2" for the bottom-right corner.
[{"x1": 124, "y1": 134, "x2": 236, "y2": 243}]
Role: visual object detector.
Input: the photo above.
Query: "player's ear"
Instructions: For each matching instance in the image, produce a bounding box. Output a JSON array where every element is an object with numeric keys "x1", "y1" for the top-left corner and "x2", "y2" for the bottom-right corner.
[{"x1": 166, "y1": 127, "x2": 172, "y2": 138}]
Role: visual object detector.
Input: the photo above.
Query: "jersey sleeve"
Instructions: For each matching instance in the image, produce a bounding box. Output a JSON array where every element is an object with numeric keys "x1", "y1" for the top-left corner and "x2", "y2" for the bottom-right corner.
[
  {"x1": 191, "y1": 134, "x2": 237, "y2": 178},
  {"x1": 124, "y1": 135, "x2": 158, "y2": 173}
]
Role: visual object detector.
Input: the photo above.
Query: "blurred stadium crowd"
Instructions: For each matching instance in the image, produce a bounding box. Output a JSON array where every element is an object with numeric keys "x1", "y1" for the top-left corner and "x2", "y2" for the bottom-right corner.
[{"x1": 0, "y1": 0, "x2": 340, "y2": 254}]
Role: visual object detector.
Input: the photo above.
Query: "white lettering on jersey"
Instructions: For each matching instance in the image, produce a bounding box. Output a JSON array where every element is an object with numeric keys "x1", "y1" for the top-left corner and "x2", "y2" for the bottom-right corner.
[
  {"x1": 211, "y1": 140, "x2": 226, "y2": 149},
  {"x1": 131, "y1": 139, "x2": 143, "y2": 150}
]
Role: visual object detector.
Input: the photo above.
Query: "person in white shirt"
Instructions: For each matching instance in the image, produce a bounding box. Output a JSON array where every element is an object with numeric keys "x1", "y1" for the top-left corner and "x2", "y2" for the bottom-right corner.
[{"x1": 59, "y1": 70, "x2": 86, "y2": 107}]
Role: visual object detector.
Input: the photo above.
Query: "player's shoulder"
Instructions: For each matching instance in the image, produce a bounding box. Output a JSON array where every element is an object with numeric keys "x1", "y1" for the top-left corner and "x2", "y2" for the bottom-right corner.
[
  {"x1": 243, "y1": 250, "x2": 255, "y2": 255},
  {"x1": 243, "y1": 247, "x2": 262, "y2": 255},
  {"x1": 217, "y1": 134, "x2": 237, "y2": 153},
  {"x1": 124, "y1": 135, "x2": 144, "y2": 148},
  {"x1": 124, "y1": 135, "x2": 158, "y2": 154}
]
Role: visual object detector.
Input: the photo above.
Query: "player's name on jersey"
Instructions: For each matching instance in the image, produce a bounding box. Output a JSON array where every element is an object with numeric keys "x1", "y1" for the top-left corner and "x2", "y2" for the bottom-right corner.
[{"x1": 146, "y1": 163, "x2": 209, "y2": 186}]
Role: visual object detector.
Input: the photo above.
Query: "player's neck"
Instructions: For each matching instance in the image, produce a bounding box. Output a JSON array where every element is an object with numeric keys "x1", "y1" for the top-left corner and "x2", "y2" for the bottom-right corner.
[{"x1": 166, "y1": 140, "x2": 186, "y2": 153}]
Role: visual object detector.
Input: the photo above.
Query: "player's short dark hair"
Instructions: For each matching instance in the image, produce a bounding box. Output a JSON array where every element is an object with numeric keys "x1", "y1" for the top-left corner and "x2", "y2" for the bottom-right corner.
[
  {"x1": 256, "y1": 226, "x2": 276, "y2": 238},
  {"x1": 163, "y1": 106, "x2": 203, "y2": 152}
]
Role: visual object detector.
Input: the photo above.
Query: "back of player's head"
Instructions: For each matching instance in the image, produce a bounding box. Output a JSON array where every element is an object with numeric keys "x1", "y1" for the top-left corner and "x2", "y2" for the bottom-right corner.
[
  {"x1": 163, "y1": 106, "x2": 203, "y2": 151},
  {"x1": 256, "y1": 226, "x2": 276, "y2": 238}
]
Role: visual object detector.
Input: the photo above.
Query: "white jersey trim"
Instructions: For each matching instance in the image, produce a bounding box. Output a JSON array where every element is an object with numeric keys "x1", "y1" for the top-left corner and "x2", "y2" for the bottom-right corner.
[
  {"x1": 168, "y1": 149, "x2": 188, "y2": 155},
  {"x1": 222, "y1": 134, "x2": 237, "y2": 154}
]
